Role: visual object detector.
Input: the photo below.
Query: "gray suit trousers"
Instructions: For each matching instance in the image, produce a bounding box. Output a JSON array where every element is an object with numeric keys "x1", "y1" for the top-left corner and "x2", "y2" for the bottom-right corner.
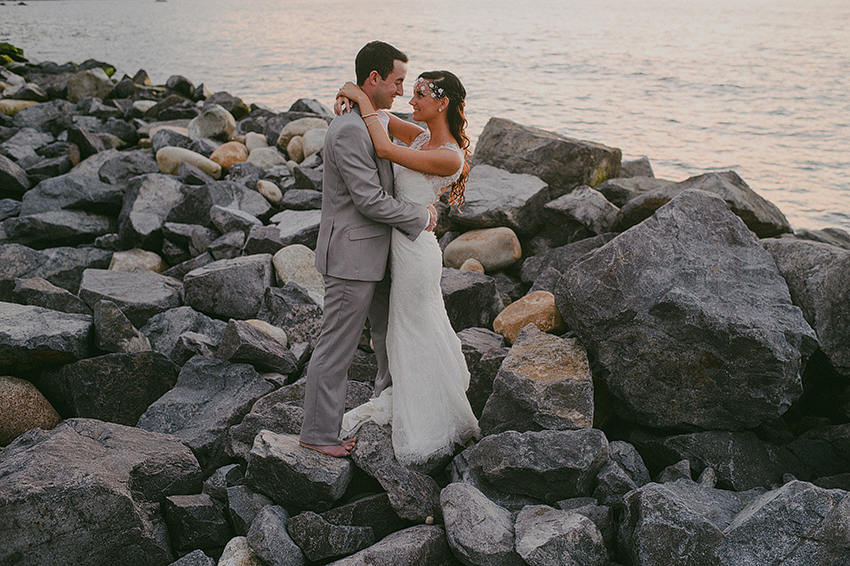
[{"x1": 299, "y1": 273, "x2": 391, "y2": 445}]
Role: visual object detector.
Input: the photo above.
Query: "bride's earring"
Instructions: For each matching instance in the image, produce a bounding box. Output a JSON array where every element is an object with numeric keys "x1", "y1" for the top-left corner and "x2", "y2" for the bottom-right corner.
[{"x1": 438, "y1": 108, "x2": 443, "y2": 112}]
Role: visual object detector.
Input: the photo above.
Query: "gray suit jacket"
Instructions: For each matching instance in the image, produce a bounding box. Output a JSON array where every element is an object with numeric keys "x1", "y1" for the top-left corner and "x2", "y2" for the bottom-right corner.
[{"x1": 315, "y1": 108, "x2": 428, "y2": 281}]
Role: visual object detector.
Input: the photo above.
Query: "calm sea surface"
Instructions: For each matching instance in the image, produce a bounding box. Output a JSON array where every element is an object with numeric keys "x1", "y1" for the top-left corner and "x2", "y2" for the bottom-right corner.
[{"x1": 2, "y1": 0, "x2": 848, "y2": 232}]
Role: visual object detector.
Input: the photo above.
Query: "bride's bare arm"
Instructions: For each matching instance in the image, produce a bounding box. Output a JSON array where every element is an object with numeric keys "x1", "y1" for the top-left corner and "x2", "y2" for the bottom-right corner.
[{"x1": 337, "y1": 83, "x2": 461, "y2": 176}]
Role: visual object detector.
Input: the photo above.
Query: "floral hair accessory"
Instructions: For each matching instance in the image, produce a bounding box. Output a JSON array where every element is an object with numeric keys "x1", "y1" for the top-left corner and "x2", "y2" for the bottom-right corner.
[{"x1": 415, "y1": 77, "x2": 446, "y2": 99}]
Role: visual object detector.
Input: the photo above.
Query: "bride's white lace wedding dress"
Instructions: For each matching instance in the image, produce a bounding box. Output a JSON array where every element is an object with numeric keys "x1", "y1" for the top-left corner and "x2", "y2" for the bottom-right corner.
[{"x1": 342, "y1": 131, "x2": 480, "y2": 467}]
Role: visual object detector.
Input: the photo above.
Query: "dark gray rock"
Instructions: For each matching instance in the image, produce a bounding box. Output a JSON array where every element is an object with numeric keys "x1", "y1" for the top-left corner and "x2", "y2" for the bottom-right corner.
[
  {"x1": 256, "y1": 284, "x2": 323, "y2": 348},
  {"x1": 440, "y1": 481, "x2": 524, "y2": 566},
  {"x1": 555, "y1": 497, "x2": 616, "y2": 554},
  {"x1": 0, "y1": 301, "x2": 92, "y2": 374},
  {"x1": 480, "y1": 325, "x2": 593, "y2": 436},
  {"x1": 152, "y1": 127, "x2": 192, "y2": 154},
  {"x1": 170, "y1": 331, "x2": 219, "y2": 365},
  {"x1": 12, "y1": 99, "x2": 74, "y2": 133},
  {"x1": 0, "y1": 153, "x2": 31, "y2": 197},
  {"x1": 0, "y1": 198, "x2": 21, "y2": 221},
  {"x1": 208, "y1": 230, "x2": 246, "y2": 260},
  {"x1": 349, "y1": 422, "x2": 443, "y2": 522},
  {"x1": 471, "y1": 117, "x2": 621, "y2": 198},
  {"x1": 168, "y1": 550, "x2": 215, "y2": 566},
  {"x1": 447, "y1": 164, "x2": 550, "y2": 236},
  {"x1": 225, "y1": 485, "x2": 273, "y2": 536},
  {"x1": 137, "y1": 355, "x2": 275, "y2": 474},
  {"x1": 441, "y1": 268, "x2": 504, "y2": 332},
  {"x1": 656, "y1": 460, "x2": 695, "y2": 483},
  {"x1": 618, "y1": 156, "x2": 655, "y2": 179},
  {"x1": 514, "y1": 505, "x2": 608, "y2": 566},
  {"x1": 202, "y1": 463, "x2": 243, "y2": 503},
  {"x1": 280, "y1": 188, "x2": 323, "y2": 210},
  {"x1": 2, "y1": 209, "x2": 117, "y2": 248},
  {"x1": 608, "y1": 440, "x2": 651, "y2": 487},
  {"x1": 592, "y1": 461, "x2": 637, "y2": 509},
  {"x1": 462, "y1": 428, "x2": 609, "y2": 503},
  {"x1": 118, "y1": 173, "x2": 185, "y2": 250},
  {"x1": 140, "y1": 306, "x2": 227, "y2": 363},
  {"x1": 67, "y1": 124, "x2": 105, "y2": 159},
  {"x1": 266, "y1": 209, "x2": 322, "y2": 249},
  {"x1": 762, "y1": 238, "x2": 850, "y2": 377},
  {"x1": 78, "y1": 268, "x2": 182, "y2": 328},
  {"x1": 217, "y1": 319, "x2": 298, "y2": 374},
  {"x1": 321, "y1": 492, "x2": 409, "y2": 541},
  {"x1": 168, "y1": 180, "x2": 272, "y2": 226},
  {"x1": 246, "y1": 505, "x2": 307, "y2": 566},
  {"x1": 554, "y1": 190, "x2": 817, "y2": 430},
  {"x1": 23, "y1": 153, "x2": 73, "y2": 179},
  {"x1": 292, "y1": 163, "x2": 323, "y2": 191},
  {"x1": 163, "y1": 493, "x2": 232, "y2": 553},
  {"x1": 0, "y1": 243, "x2": 112, "y2": 294},
  {"x1": 183, "y1": 254, "x2": 274, "y2": 320},
  {"x1": 458, "y1": 327, "x2": 507, "y2": 418},
  {"x1": 162, "y1": 222, "x2": 219, "y2": 258},
  {"x1": 326, "y1": 525, "x2": 455, "y2": 566},
  {"x1": 618, "y1": 479, "x2": 757, "y2": 566},
  {"x1": 1, "y1": 127, "x2": 54, "y2": 160},
  {"x1": 94, "y1": 299, "x2": 152, "y2": 353},
  {"x1": 288, "y1": 98, "x2": 333, "y2": 118},
  {"x1": 520, "y1": 232, "x2": 616, "y2": 285},
  {"x1": 615, "y1": 171, "x2": 793, "y2": 238},
  {"x1": 245, "y1": 430, "x2": 353, "y2": 513},
  {"x1": 0, "y1": 418, "x2": 201, "y2": 566},
  {"x1": 10, "y1": 276, "x2": 92, "y2": 314},
  {"x1": 541, "y1": 185, "x2": 619, "y2": 246},
  {"x1": 37, "y1": 350, "x2": 178, "y2": 425},
  {"x1": 164, "y1": 252, "x2": 216, "y2": 281},
  {"x1": 287, "y1": 511, "x2": 374, "y2": 562},
  {"x1": 96, "y1": 149, "x2": 159, "y2": 186},
  {"x1": 209, "y1": 205, "x2": 262, "y2": 235},
  {"x1": 794, "y1": 226, "x2": 850, "y2": 250}
]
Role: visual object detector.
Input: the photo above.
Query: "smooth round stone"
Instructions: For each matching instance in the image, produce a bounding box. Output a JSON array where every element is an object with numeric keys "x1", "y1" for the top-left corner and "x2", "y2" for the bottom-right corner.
[
  {"x1": 257, "y1": 179, "x2": 283, "y2": 207},
  {"x1": 0, "y1": 375, "x2": 62, "y2": 446},
  {"x1": 156, "y1": 146, "x2": 222, "y2": 179},
  {"x1": 302, "y1": 128, "x2": 326, "y2": 159},
  {"x1": 272, "y1": 244, "x2": 324, "y2": 305},
  {"x1": 245, "y1": 132, "x2": 268, "y2": 152},
  {"x1": 246, "y1": 319, "x2": 288, "y2": 348},
  {"x1": 443, "y1": 227, "x2": 522, "y2": 272},
  {"x1": 210, "y1": 141, "x2": 249, "y2": 172},
  {"x1": 460, "y1": 257, "x2": 485, "y2": 273},
  {"x1": 247, "y1": 146, "x2": 288, "y2": 171},
  {"x1": 188, "y1": 103, "x2": 236, "y2": 141},
  {"x1": 493, "y1": 290, "x2": 566, "y2": 344},
  {"x1": 108, "y1": 248, "x2": 168, "y2": 273},
  {"x1": 287, "y1": 135, "x2": 304, "y2": 163},
  {"x1": 276, "y1": 117, "x2": 329, "y2": 150},
  {"x1": 0, "y1": 99, "x2": 39, "y2": 117}
]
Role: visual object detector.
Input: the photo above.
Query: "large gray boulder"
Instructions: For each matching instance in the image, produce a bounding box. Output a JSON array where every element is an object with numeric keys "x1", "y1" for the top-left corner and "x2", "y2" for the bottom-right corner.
[
  {"x1": 447, "y1": 164, "x2": 550, "y2": 236},
  {"x1": 79, "y1": 268, "x2": 183, "y2": 328},
  {"x1": 93, "y1": 299, "x2": 151, "y2": 353},
  {"x1": 479, "y1": 324, "x2": 593, "y2": 436},
  {"x1": 0, "y1": 153, "x2": 31, "y2": 197},
  {"x1": 137, "y1": 355, "x2": 275, "y2": 473},
  {"x1": 440, "y1": 482, "x2": 524, "y2": 566},
  {"x1": 245, "y1": 430, "x2": 353, "y2": 513},
  {"x1": 162, "y1": 493, "x2": 232, "y2": 553},
  {"x1": 183, "y1": 254, "x2": 274, "y2": 320},
  {"x1": 217, "y1": 319, "x2": 298, "y2": 374},
  {"x1": 97, "y1": 149, "x2": 160, "y2": 186},
  {"x1": 618, "y1": 479, "x2": 758, "y2": 566},
  {"x1": 140, "y1": 306, "x2": 227, "y2": 363},
  {"x1": 441, "y1": 268, "x2": 504, "y2": 332},
  {"x1": 10, "y1": 276, "x2": 93, "y2": 315},
  {"x1": 36, "y1": 351, "x2": 179, "y2": 425},
  {"x1": 20, "y1": 172, "x2": 124, "y2": 216},
  {"x1": 0, "y1": 301, "x2": 92, "y2": 374},
  {"x1": 246, "y1": 505, "x2": 306, "y2": 566},
  {"x1": 594, "y1": 176, "x2": 671, "y2": 208},
  {"x1": 615, "y1": 171, "x2": 793, "y2": 238},
  {"x1": 541, "y1": 185, "x2": 619, "y2": 245},
  {"x1": 2, "y1": 209, "x2": 117, "y2": 247},
  {"x1": 286, "y1": 511, "x2": 374, "y2": 562},
  {"x1": 462, "y1": 428, "x2": 609, "y2": 503},
  {"x1": 520, "y1": 232, "x2": 616, "y2": 285},
  {"x1": 514, "y1": 505, "x2": 608, "y2": 566},
  {"x1": 325, "y1": 525, "x2": 455, "y2": 566},
  {"x1": 255, "y1": 284, "x2": 323, "y2": 348},
  {"x1": 762, "y1": 238, "x2": 850, "y2": 377},
  {"x1": 0, "y1": 418, "x2": 202, "y2": 566},
  {"x1": 458, "y1": 327, "x2": 508, "y2": 418},
  {"x1": 167, "y1": 180, "x2": 272, "y2": 227},
  {"x1": 472, "y1": 118, "x2": 621, "y2": 197},
  {"x1": 0, "y1": 243, "x2": 112, "y2": 294},
  {"x1": 555, "y1": 190, "x2": 817, "y2": 430},
  {"x1": 118, "y1": 173, "x2": 185, "y2": 250}
]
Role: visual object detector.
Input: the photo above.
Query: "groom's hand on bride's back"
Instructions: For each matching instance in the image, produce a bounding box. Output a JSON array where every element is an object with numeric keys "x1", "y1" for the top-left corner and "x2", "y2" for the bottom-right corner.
[{"x1": 426, "y1": 204, "x2": 438, "y2": 232}]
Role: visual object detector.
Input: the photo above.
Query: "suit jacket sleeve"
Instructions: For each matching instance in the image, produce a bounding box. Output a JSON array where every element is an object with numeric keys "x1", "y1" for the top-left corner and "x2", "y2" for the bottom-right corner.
[{"x1": 332, "y1": 119, "x2": 428, "y2": 241}]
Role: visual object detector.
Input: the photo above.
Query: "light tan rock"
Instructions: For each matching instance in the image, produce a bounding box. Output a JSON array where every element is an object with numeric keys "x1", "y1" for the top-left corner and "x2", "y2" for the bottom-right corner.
[
  {"x1": 246, "y1": 319, "x2": 288, "y2": 348},
  {"x1": 247, "y1": 146, "x2": 288, "y2": 170},
  {"x1": 276, "y1": 117, "x2": 329, "y2": 150},
  {"x1": 302, "y1": 128, "x2": 326, "y2": 159},
  {"x1": 287, "y1": 135, "x2": 304, "y2": 163},
  {"x1": 108, "y1": 249, "x2": 168, "y2": 273},
  {"x1": 443, "y1": 227, "x2": 522, "y2": 272},
  {"x1": 0, "y1": 99, "x2": 39, "y2": 117},
  {"x1": 493, "y1": 291, "x2": 566, "y2": 345},
  {"x1": 156, "y1": 146, "x2": 222, "y2": 179},
  {"x1": 460, "y1": 258, "x2": 485, "y2": 273},
  {"x1": 245, "y1": 132, "x2": 268, "y2": 152},
  {"x1": 272, "y1": 244, "x2": 325, "y2": 306},
  {"x1": 257, "y1": 179, "x2": 283, "y2": 206},
  {"x1": 187, "y1": 103, "x2": 236, "y2": 141},
  {"x1": 132, "y1": 100, "x2": 158, "y2": 114},
  {"x1": 0, "y1": 375, "x2": 62, "y2": 446},
  {"x1": 210, "y1": 141, "x2": 249, "y2": 172},
  {"x1": 218, "y1": 536, "x2": 264, "y2": 566}
]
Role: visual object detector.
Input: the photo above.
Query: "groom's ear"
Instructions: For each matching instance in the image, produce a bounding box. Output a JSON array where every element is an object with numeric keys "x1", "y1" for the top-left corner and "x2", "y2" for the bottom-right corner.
[{"x1": 367, "y1": 70, "x2": 381, "y2": 86}]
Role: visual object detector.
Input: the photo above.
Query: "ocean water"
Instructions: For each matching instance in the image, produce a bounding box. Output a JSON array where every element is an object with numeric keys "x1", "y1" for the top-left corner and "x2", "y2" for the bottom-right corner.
[{"x1": 2, "y1": 0, "x2": 848, "y2": 232}]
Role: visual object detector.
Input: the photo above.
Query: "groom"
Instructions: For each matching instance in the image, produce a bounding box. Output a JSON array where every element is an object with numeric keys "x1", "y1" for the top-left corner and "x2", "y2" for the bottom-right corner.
[{"x1": 299, "y1": 41, "x2": 437, "y2": 457}]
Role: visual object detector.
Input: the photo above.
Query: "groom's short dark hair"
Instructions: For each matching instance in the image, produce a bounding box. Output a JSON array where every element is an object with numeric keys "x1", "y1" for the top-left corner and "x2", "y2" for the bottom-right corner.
[{"x1": 355, "y1": 41, "x2": 408, "y2": 86}]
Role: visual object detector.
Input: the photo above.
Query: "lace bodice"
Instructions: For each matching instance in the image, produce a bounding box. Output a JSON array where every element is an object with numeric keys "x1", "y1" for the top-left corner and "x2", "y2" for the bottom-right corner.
[{"x1": 393, "y1": 131, "x2": 463, "y2": 206}]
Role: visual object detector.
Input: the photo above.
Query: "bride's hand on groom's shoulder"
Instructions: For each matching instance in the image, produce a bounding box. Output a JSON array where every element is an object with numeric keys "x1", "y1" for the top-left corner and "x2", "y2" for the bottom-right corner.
[{"x1": 333, "y1": 96, "x2": 351, "y2": 116}]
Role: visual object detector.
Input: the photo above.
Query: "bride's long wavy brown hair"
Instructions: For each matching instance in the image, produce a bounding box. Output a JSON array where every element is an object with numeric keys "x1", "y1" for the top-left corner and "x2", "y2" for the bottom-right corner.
[{"x1": 419, "y1": 70, "x2": 470, "y2": 209}]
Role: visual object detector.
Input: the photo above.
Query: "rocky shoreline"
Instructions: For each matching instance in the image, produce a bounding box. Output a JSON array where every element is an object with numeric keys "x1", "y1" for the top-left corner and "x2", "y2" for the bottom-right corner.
[{"x1": 2, "y1": 44, "x2": 850, "y2": 566}]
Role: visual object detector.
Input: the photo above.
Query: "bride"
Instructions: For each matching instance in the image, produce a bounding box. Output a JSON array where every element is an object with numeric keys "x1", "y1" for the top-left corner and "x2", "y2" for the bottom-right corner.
[{"x1": 335, "y1": 71, "x2": 480, "y2": 468}]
